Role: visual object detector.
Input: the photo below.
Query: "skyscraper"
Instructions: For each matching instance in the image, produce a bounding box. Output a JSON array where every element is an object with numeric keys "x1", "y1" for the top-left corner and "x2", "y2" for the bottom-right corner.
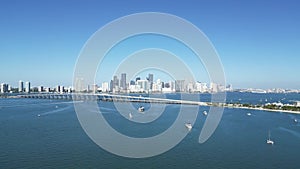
[
  {"x1": 113, "y1": 75, "x2": 119, "y2": 88},
  {"x1": 148, "y1": 74, "x2": 154, "y2": 90},
  {"x1": 25, "y1": 81, "x2": 31, "y2": 93},
  {"x1": 175, "y1": 80, "x2": 185, "y2": 92},
  {"x1": 120, "y1": 73, "x2": 127, "y2": 90},
  {"x1": 19, "y1": 80, "x2": 24, "y2": 92},
  {"x1": 0, "y1": 83, "x2": 8, "y2": 93},
  {"x1": 137, "y1": 80, "x2": 149, "y2": 92},
  {"x1": 110, "y1": 80, "x2": 113, "y2": 92}
]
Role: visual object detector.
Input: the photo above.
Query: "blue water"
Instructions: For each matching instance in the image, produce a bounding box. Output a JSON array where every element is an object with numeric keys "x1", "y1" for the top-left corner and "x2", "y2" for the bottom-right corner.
[{"x1": 0, "y1": 93, "x2": 300, "y2": 169}]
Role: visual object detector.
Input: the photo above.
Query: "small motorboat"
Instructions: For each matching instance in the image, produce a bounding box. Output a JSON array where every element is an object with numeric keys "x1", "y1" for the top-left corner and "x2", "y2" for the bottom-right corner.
[
  {"x1": 129, "y1": 113, "x2": 133, "y2": 119},
  {"x1": 37, "y1": 114, "x2": 41, "y2": 117},
  {"x1": 294, "y1": 119, "x2": 298, "y2": 123},
  {"x1": 247, "y1": 112, "x2": 252, "y2": 116},
  {"x1": 203, "y1": 111, "x2": 208, "y2": 116},
  {"x1": 185, "y1": 123, "x2": 192, "y2": 130},
  {"x1": 138, "y1": 106, "x2": 145, "y2": 112}
]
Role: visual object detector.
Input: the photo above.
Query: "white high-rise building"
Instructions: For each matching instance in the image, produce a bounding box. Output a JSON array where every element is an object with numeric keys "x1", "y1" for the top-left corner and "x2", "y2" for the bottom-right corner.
[
  {"x1": 137, "y1": 80, "x2": 149, "y2": 92},
  {"x1": 195, "y1": 82, "x2": 208, "y2": 93},
  {"x1": 210, "y1": 82, "x2": 218, "y2": 93},
  {"x1": 25, "y1": 81, "x2": 30, "y2": 93},
  {"x1": 19, "y1": 80, "x2": 24, "y2": 92},
  {"x1": 102, "y1": 82, "x2": 109, "y2": 93}
]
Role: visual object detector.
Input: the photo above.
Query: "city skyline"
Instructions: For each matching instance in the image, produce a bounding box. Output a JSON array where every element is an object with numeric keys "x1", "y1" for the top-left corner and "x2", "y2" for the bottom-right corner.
[
  {"x1": 1, "y1": 0, "x2": 300, "y2": 89},
  {"x1": 2, "y1": 71, "x2": 300, "y2": 94}
]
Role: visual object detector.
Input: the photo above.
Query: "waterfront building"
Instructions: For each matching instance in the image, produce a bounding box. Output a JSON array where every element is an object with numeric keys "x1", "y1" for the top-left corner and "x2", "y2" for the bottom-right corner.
[
  {"x1": 120, "y1": 73, "x2": 127, "y2": 90},
  {"x1": 148, "y1": 74, "x2": 154, "y2": 90},
  {"x1": 0, "y1": 83, "x2": 8, "y2": 93},
  {"x1": 137, "y1": 80, "x2": 149, "y2": 92},
  {"x1": 102, "y1": 82, "x2": 109, "y2": 93},
  {"x1": 45, "y1": 87, "x2": 51, "y2": 93},
  {"x1": 109, "y1": 80, "x2": 113, "y2": 92},
  {"x1": 210, "y1": 82, "x2": 218, "y2": 93},
  {"x1": 25, "y1": 81, "x2": 31, "y2": 93},
  {"x1": 60, "y1": 86, "x2": 64, "y2": 93},
  {"x1": 38, "y1": 86, "x2": 43, "y2": 92},
  {"x1": 187, "y1": 82, "x2": 195, "y2": 93},
  {"x1": 90, "y1": 84, "x2": 98, "y2": 93},
  {"x1": 195, "y1": 82, "x2": 208, "y2": 93},
  {"x1": 67, "y1": 87, "x2": 72, "y2": 93},
  {"x1": 113, "y1": 75, "x2": 119, "y2": 89},
  {"x1": 175, "y1": 80, "x2": 185, "y2": 92},
  {"x1": 56, "y1": 85, "x2": 60, "y2": 93},
  {"x1": 19, "y1": 80, "x2": 24, "y2": 92}
]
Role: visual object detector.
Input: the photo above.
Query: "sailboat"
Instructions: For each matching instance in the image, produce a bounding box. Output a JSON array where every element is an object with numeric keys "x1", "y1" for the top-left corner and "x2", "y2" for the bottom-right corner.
[{"x1": 266, "y1": 131, "x2": 274, "y2": 145}]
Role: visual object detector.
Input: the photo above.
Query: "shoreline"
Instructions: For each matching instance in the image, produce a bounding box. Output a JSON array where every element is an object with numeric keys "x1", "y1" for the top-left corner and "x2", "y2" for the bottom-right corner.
[{"x1": 225, "y1": 105, "x2": 300, "y2": 115}]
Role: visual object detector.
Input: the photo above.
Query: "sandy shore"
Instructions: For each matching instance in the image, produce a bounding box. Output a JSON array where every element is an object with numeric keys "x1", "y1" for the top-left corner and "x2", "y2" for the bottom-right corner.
[{"x1": 226, "y1": 105, "x2": 300, "y2": 115}]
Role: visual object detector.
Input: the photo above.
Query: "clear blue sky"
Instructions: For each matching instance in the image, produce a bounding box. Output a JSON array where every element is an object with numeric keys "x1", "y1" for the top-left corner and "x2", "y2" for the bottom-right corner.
[{"x1": 1, "y1": 0, "x2": 299, "y2": 89}]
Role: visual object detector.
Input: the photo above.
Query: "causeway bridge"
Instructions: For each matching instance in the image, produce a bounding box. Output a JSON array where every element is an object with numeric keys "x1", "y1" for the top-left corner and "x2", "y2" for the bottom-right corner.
[{"x1": 16, "y1": 93, "x2": 209, "y2": 106}]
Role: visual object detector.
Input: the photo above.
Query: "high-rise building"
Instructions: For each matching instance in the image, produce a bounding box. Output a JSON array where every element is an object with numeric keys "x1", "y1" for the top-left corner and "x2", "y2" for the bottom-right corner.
[
  {"x1": 148, "y1": 74, "x2": 154, "y2": 90},
  {"x1": 91, "y1": 84, "x2": 98, "y2": 93},
  {"x1": 60, "y1": 86, "x2": 64, "y2": 93},
  {"x1": 38, "y1": 86, "x2": 44, "y2": 92},
  {"x1": 19, "y1": 80, "x2": 24, "y2": 92},
  {"x1": 25, "y1": 81, "x2": 31, "y2": 93},
  {"x1": 102, "y1": 82, "x2": 109, "y2": 92},
  {"x1": 110, "y1": 80, "x2": 113, "y2": 92},
  {"x1": 0, "y1": 83, "x2": 8, "y2": 93},
  {"x1": 175, "y1": 80, "x2": 185, "y2": 92},
  {"x1": 113, "y1": 75, "x2": 119, "y2": 88},
  {"x1": 56, "y1": 85, "x2": 60, "y2": 93},
  {"x1": 120, "y1": 73, "x2": 127, "y2": 90},
  {"x1": 210, "y1": 82, "x2": 219, "y2": 93},
  {"x1": 137, "y1": 80, "x2": 149, "y2": 92}
]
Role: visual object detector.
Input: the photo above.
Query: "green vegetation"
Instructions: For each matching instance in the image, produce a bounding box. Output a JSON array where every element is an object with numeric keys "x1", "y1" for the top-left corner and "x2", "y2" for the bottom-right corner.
[{"x1": 282, "y1": 106, "x2": 300, "y2": 111}]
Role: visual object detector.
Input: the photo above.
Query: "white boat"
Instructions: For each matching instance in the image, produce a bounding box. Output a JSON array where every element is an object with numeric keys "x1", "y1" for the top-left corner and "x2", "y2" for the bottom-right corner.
[
  {"x1": 185, "y1": 123, "x2": 192, "y2": 130},
  {"x1": 247, "y1": 112, "x2": 252, "y2": 116},
  {"x1": 294, "y1": 119, "x2": 298, "y2": 123},
  {"x1": 138, "y1": 106, "x2": 145, "y2": 112},
  {"x1": 266, "y1": 131, "x2": 274, "y2": 145},
  {"x1": 203, "y1": 111, "x2": 208, "y2": 116},
  {"x1": 129, "y1": 113, "x2": 133, "y2": 119},
  {"x1": 37, "y1": 114, "x2": 41, "y2": 117}
]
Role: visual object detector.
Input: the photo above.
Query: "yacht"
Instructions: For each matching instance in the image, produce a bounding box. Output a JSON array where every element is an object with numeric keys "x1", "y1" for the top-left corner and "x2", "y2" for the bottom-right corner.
[
  {"x1": 138, "y1": 106, "x2": 145, "y2": 112},
  {"x1": 266, "y1": 131, "x2": 274, "y2": 145},
  {"x1": 185, "y1": 123, "x2": 192, "y2": 130},
  {"x1": 203, "y1": 111, "x2": 208, "y2": 116}
]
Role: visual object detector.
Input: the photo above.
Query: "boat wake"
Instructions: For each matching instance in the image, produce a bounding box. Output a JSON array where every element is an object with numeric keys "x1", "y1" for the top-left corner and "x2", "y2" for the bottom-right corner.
[{"x1": 38, "y1": 105, "x2": 72, "y2": 116}]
